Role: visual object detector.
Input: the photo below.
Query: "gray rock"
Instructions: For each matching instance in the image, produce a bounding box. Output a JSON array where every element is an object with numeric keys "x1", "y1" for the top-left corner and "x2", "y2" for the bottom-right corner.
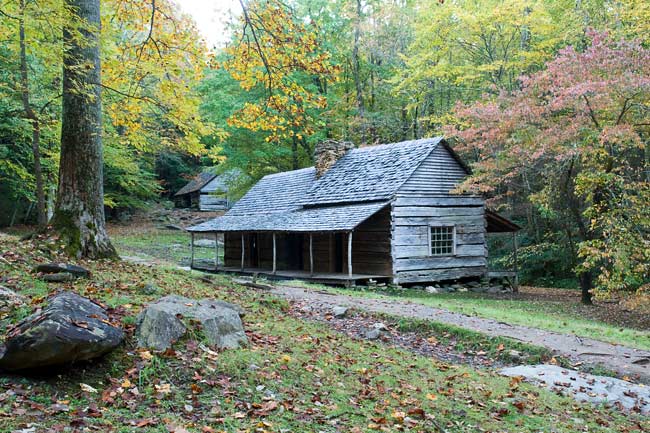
[
  {"x1": 0, "y1": 285, "x2": 25, "y2": 313},
  {"x1": 42, "y1": 272, "x2": 75, "y2": 283},
  {"x1": 373, "y1": 322, "x2": 387, "y2": 331},
  {"x1": 508, "y1": 349, "x2": 523, "y2": 362},
  {"x1": 364, "y1": 328, "x2": 383, "y2": 340},
  {"x1": 0, "y1": 292, "x2": 124, "y2": 371},
  {"x1": 142, "y1": 283, "x2": 160, "y2": 295},
  {"x1": 487, "y1": 286, "x2": 503, "y2": 294},
  {"x1": 136, "y1": 295, "x2": 247, "y2": 351},
  {"x1": 35, "y1": 263, "x2": 89, "y2": 278},
  {"x1": 470, "y1": 285, "x2": 488, "y2": 293},
  {"x1": 500, "y1": 364, "x2": 650, "y2": 414},
  {"x1": 425, "y1": 286, "x2": 439, "y2": 294},
  {"x1": 332, "y1": 306, "x2": 348, "y2": 318}
]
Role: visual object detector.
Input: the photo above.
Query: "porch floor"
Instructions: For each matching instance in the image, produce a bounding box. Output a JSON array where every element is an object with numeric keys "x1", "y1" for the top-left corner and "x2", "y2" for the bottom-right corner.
[{"x1": 190, "y1": 261, "x2": 390, "y2": 286}]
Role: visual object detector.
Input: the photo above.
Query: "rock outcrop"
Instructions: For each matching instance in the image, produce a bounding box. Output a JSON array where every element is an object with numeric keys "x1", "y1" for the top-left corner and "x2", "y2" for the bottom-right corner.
[
  {"x1": 35, "y1": 263, "x2": 90, "y2": 278},
  {"x1": 0, "y1": 292, "x2": 124, "y2": 371},
  {"x1": 136, "y1": 295, "x2": 247, "y2": 351},
  {"x1": 500, "y1": 364, "x2": 650, "y2": 414}
]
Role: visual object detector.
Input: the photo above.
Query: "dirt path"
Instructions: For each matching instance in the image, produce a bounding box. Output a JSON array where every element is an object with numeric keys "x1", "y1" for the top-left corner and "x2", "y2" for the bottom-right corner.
[{"x1": 271, "y1": 285, "x2": 650, "y2": 383}]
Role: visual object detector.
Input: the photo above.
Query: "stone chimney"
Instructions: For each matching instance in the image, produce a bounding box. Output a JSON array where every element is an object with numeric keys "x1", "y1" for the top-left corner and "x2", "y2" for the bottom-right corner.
[{"x1": 314, "y1": 140, "x2": 354, "y2": 178}]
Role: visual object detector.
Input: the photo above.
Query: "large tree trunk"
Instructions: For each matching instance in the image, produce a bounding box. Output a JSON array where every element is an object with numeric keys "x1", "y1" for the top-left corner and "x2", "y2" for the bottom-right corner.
[
  {"x1": 352, "y1": 0, "x2": 365, "y2": 144},
  {"x1": 19, "y1": 0, "x2": 46, "y2": 227},
  {"x1": 51, "y1": 0, "x2": 116, "y2": 259}
]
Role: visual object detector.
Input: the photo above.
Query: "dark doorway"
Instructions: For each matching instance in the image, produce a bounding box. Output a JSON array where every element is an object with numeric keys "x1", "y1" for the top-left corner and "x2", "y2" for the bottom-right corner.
[
  {"x1": 334, "y1": 233, "x2": 344, "y2": 273},
  {"x1": 285, "y1": 234, "x2": 303, "y2": 270},
  {"x1": 248, "y1": 233, "x2": 259, "y2": 267}
]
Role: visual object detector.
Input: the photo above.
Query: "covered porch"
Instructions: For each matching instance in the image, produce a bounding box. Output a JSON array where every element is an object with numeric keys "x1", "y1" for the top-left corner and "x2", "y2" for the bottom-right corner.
[{"x1": 187, "y1": 203, "x2": 393, "y2": 286}]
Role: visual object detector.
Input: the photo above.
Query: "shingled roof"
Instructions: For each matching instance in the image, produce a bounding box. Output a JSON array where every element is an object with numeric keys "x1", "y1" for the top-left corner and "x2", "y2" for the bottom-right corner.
[
  {"x1": 187, "y1": 137, "x2": 452, "y2": 233},
  {"x1": 174, "y1": 172, "x2": 217, "y2": 197},
  {"x1": 189, "y1": 201, "x2": 389, "y2": 232},
  {"x1": 304, "y1": 137, "x2": 444, "y2": 206}
]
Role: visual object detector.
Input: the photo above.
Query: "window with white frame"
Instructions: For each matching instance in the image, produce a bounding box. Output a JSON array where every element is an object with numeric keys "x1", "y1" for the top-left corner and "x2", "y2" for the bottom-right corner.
[{"x1": 430, "y1": 225, "x2": 455, "y2": 256}]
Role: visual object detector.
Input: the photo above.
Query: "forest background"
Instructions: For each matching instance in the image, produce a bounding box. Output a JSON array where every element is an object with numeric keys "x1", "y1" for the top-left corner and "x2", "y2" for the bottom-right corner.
[{"x1": 0, "y1": 0, "x2": 648, "y2": 297}]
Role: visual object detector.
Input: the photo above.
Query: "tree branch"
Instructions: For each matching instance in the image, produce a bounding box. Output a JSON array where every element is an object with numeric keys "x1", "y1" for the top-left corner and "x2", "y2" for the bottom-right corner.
[
  {"x1": 238, "y1": 0, "x2": 273, "y2": 97},
  {"x1": 582, "y1": 94, "x2": 600, "y2": 129}
]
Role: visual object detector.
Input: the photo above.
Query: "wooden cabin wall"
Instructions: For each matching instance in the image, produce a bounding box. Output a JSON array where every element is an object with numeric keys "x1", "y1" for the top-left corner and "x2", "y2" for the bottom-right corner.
[
  {"x1": 199, "y1": 193, "x2": 228, "y2": 211},
  {"x1": 301, "y1": 233, "x2": 332, "y2": 273},
  {"x1": 391, "y1": 196, "x2": 487, "y2": 283},
  {"x1": 393, "y1": 144, "x2": 487, "y2": 284},
  {"x1": 349, "y1": 206, "x2": 392, "y2": 275}
]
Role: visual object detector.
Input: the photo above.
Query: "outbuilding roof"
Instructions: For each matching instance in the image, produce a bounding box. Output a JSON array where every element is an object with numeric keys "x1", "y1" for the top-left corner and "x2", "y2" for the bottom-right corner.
[
  {"x1": 201, "y1": 169, "x2": 243, "y2": 194},
  {"x1": 174, "y1": 172, "x2": 217, "y2": 197}
]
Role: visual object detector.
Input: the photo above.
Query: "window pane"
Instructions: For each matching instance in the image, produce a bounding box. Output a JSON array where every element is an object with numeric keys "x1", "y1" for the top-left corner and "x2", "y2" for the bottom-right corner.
[{"x1": 430, "y1": 226, "x2": 454, "y2": 256}]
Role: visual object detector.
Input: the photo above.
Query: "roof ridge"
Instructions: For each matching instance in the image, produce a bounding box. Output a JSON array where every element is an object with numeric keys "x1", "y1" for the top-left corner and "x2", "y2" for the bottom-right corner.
[
  {"x1": 264, "y1": 166, "x2": 315, "y2": 178},
  {"x1": 351, "y1": 137, "x2": 443, "y2": 152}
]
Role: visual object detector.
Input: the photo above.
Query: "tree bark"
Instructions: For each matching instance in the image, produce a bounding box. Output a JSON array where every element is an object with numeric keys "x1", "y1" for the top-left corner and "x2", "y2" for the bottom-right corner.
[
  {"x1": 579, "y1": 271, "x2": 593, "y2": 305},
  {"x1": 352, "y1": 0, "x2": 365, "y2": 144},
  {"x1": 19, "y1": 0, "x2": 46, "y2": 227},
  {"x1": 51, "y1": 0, "x2": 116, "y2": 259}
]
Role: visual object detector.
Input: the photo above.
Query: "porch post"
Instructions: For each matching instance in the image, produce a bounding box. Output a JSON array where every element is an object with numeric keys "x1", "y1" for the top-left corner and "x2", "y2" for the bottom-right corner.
[
  {"x1": 214, "y1": 232, "x2": 219, "y2": 270},
  {"x1": 309, "y1": 233, "x2": 314, "y2": 276},
  {"x1": 241, "y1": 233, "x2": 245, "y2": 271},
  {"x1": 272, "y1": 232, "x2": 277, "y2": 275},
  {"x1": 190, "y1": 232, "x2": 195, "y2": 268},
  {"x1": 347, "y1": 231, "x2": 353, "y2": 278},
  {"x1": 512, "y1": 232, "x2": 519, "y2": 292}
]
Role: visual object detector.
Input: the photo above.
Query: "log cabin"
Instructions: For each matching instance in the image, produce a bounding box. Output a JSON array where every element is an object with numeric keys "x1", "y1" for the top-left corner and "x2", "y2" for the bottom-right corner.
[
  {"x1": 187, "y1": 137, "x2": 519, "y2": 286},
  {"x1": 174, "y1": 170, "x2": 239, "y2": 211}
]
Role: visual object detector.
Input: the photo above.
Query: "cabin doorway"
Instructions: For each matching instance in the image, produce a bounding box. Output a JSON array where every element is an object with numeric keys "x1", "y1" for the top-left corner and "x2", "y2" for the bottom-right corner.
[
  {"x1": 248, "y1": 233, "x2": 259, "y2": 267},
  {"x1": 285, "y1": 234, "x2": 303, "y2": 270},
  {"x1": 333, "y1": 233, "x2": 344, "y2": 273}
]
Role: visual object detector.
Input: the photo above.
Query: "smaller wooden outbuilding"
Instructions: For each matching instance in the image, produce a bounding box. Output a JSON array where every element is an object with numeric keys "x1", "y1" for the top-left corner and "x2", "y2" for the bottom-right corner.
[
  {"x1": 187, "y1": 137, "x2": 520, "y2": 286},
  {"x1": 174, "y1": 170, "x2": 239, "y2": 211}
]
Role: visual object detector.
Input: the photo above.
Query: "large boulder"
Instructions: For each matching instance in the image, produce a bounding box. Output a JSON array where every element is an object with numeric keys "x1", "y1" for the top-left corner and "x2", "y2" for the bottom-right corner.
[
  {"x1": 35, "y1": 263, "x2": 90, "y2": 278},
  {"x1": 136, "y1": 295, "x2": 247, "y2": 351},
  {"x1": 0, "y1": 292, "x2": 124, "y2": 371}
]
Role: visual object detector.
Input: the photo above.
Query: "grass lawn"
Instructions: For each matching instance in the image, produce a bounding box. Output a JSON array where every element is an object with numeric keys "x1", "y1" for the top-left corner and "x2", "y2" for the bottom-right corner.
[
  {"x1": 0, "y1": 232, "x2": 647, "y2": 432},
  {"x1": 109, "y1": 224, "x2": 650, "y2": 351},
  {"x1": 109, "y1": 225, "x2": 222, "y2": 266},
  {"x1": 300, "y1": 283, "x2": 650, "y2": 352}
]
